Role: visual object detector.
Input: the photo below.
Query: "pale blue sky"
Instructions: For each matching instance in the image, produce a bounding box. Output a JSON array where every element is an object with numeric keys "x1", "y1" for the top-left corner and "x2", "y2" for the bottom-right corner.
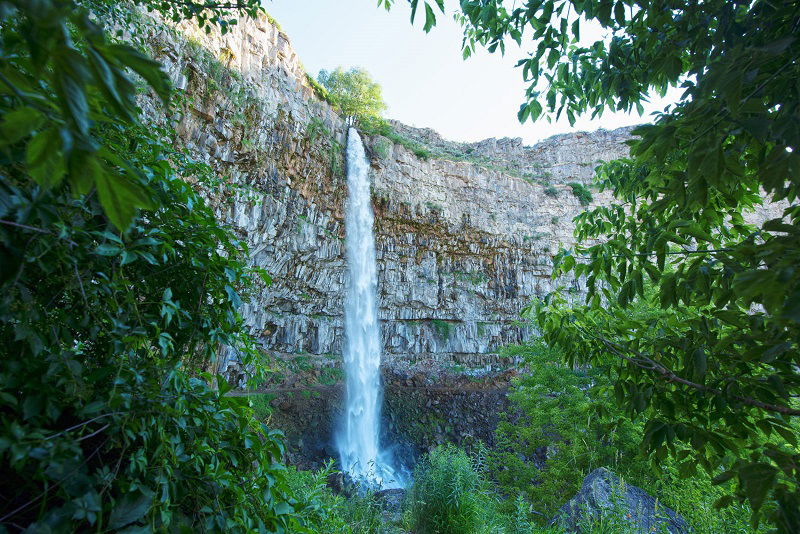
[{"x1": 265, "y1": 0, "x2": 679, "y2": 145}]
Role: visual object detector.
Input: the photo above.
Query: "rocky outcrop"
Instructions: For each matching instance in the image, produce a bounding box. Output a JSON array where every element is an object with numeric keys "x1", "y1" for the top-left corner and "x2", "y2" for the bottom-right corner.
[
  {"x1": 131, "y1": 8, "x2": 782, "y2": 386},
  {"x1": 125, "y1": 6, "x2": 629, "y2": 384},
  {"x1": 388, "y1": 120, "x2": 633, "y2": 185},
  {"x1": 552, "y1": 468, "x2": 690, "y2": 533}
]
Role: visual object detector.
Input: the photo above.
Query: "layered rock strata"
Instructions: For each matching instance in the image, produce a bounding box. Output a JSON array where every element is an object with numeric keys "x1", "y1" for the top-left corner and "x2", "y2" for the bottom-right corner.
[{"x1": 131, "y1": 9, "x2": 632, "y2": 382}]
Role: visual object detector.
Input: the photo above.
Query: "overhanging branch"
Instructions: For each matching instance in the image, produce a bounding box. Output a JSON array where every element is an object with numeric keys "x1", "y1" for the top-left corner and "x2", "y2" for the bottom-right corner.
[{"x1": 573, "y1": 324, "x2": 800, "y2": 416}]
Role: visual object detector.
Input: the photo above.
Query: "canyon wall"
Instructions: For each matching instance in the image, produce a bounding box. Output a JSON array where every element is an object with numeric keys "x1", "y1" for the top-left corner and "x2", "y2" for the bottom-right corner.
[{"x1": 131, "y1": 9, "x2": 631, "y2": 384}]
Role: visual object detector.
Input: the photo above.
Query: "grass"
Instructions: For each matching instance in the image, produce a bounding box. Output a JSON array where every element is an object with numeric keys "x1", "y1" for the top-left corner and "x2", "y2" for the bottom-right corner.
[
  {"x1": 306, "y1": 73, "x2": 333, "y2": 103},
  {"x1": 360, "y1": 120, "x2": 434, "y2": 160},
  {"x1": 284, "y1": 462, "x2": 383, "y2": 534}
]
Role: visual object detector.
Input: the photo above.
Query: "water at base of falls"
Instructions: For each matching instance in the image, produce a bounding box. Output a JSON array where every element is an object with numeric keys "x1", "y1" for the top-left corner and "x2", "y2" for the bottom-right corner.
[{"x1": 336, "y1": 127, "x2": 405, "y2": 489}]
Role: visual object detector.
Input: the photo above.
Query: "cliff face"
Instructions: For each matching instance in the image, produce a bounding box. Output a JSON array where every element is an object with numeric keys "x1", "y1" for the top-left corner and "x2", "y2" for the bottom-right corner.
[{"x1": 132, "y1": 9, "x2": 630, "y2": 383}]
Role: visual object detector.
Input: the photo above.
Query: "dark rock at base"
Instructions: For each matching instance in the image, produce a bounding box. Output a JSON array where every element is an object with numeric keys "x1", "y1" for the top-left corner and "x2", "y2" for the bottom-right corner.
[
  {"x1": 374, "y1": 488, "x2": 406, "y2": 513},
  {"x1": 551, "y1": 468, "x2": 690, "y2": 533},
  {"x1": 326, "y1": 471, "x2": 345, "y2": 495}
]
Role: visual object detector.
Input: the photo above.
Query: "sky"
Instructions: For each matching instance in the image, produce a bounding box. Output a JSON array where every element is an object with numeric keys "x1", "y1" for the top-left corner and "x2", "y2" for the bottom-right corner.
[{"x1": 265, "y1": 0, "x2": 680, "y2": 145}]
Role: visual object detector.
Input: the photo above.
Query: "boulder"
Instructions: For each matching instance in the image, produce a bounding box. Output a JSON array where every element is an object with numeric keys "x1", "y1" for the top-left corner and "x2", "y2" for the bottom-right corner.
[{"x1": 551, "y1": 468, "x2": 689, "y2": 533}]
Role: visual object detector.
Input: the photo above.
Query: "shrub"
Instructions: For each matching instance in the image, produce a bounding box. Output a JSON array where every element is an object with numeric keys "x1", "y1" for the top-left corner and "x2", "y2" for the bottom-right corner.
[
  {"x1": 567, "y1": 182, "x2": 593, "y2": 206},
  {"x1": 372, "y1": 137, "x2": 393, "y2": 160},
  {"x1": 0, "y1": 1, "x2": 304, "y2": 528},
  {"x1": 406, "y1": 445, "x2": 499, "y2": 534},
  {"x1": 490, "y1": 342, "x2": 641, "y2": 519},
  {"x1": 285, "y1": 462, "x2": 382, "y2": 534},
  {"x1": 543, "y1": 185, "x2": 559, "y2": 197},
  {"x1": 360, "y1": 119, "x2": 434, "y2": 160},
  {"x1": 306, "y1": 72, "x2": 333, "y2": 104}
]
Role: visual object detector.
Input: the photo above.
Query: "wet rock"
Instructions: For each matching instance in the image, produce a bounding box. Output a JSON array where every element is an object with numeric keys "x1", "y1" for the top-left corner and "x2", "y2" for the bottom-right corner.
[
  {"x1": 374, "y1": 488, "x2": 406, "y2": 512},
  {"x1": 326, "y1": 471, "x2": 345, "y2": 495},
  {"x1": 551, "y1": 468, "x2": 690, "y2": 533}
]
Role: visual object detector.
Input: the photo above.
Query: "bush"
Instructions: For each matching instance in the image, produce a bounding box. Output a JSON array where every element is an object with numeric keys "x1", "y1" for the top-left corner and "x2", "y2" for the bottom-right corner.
[
  {"x1": 567, "y1": 182, "x2": 593, "y2": 206},
  {"x1": 285, "y1": 462, "x2": 382, "y2": 534},
  {"x1": 0, "y1": 1, "x2": 305, "y2": 527},
  {"x1": 406, "y1": 445, "x2": 503, "y2": 534},
  {"x1": 490, "y1": 343, "x2": 642, "y2": 519},
  {"x1": 543, "y1": 185, "x2": 559, "y2": 197},
  {"x1": 306, "y1": 72, "x2": 333, "y2": 104},
  {"x1": 372, "y1": 137, "x2": 393, "y2": 160}
]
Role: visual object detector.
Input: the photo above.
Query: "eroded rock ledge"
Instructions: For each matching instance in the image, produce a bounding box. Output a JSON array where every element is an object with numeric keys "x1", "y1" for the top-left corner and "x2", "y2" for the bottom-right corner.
[{"x1": 130, "y1": 7, "x2": 630, "y2": 384}]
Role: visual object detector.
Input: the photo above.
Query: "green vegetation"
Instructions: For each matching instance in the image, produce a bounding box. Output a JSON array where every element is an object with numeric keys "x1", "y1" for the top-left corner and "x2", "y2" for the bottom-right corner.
[
  {"x1": 490, "y1": 342, "x2": 760, "y2": 532},
  {"x1": 361, "y1": 120, "x2": 434, "y2": 160},
  {"x1": 372, "y1": 137, "x2": 393, "y2": 160},
  {"x1": 430, "y1": 319, "x2": 452, "y2": 340},
  {"x1": 543, "y1": 184, "x2": 559, "y2": 197},
  {"x1": 0, "y1": 0, "x2": 316, "y2": 531},
  {"x1": 406, "y1": 445, "x2": 503, "y2": 534},
  {"x1": 396, "y1": 342, "x2": 763, "y2": 533},
  {"x1": 249, "y1": 393, "x2": 277, "y2": 420},
  {"x1": 453, "y1": 270, "x2": 487, "y2": 285},
  {"x1": 385, "y1": 0, "x2": 800, "y2": 530},
  {"x1": 306, "y1": 73, "x2": 332, "y2": 103},
  {"x1": 567, "y1": 182, "x2": 593, "y2": 206},
  {"x1": 285, "y1": 462, "x2": 383, "y2": 533},
  {"x1": 317, "y1": 67, "x2": 386, "y2": 126}
]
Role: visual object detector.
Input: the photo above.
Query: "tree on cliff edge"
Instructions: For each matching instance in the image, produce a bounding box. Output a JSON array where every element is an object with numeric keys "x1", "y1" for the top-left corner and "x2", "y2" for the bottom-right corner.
[
  {"x1": 317, "y1": 67, "x2": 387, "y2": 126},
  {"x1": 385, "y1": 0, "x2": 800, "y2": 531}
]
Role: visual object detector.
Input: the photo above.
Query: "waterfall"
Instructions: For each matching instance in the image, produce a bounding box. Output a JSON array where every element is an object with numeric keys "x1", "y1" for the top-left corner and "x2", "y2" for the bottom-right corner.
[{"x1": 337, "y1": 127, "x2": 404, "y2": 488}]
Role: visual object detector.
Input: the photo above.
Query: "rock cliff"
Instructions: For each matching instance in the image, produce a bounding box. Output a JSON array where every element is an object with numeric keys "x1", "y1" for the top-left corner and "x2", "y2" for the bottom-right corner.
[{"x1": 129, "y1": 9, "x2": 635, "y2": 383}]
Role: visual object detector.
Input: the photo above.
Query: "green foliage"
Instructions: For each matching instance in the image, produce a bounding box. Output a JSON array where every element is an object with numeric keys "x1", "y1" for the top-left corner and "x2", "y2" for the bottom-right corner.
[
  {"x1": 249, "y1": 393, "x2": 277, "y2": 421},
  {"x1": 491, "y1": 342, "x2": 762, "y2": 533},
  {"x1": 543, "y1": 185, "x2": 559, "y2": 198},
  {"x1": 490, "y1": 342, "x2": 642, "y2": 519},
  {"x1": 430, "y1": 319, "x2": 452, "y2": 340},
  {"x1": 406, "y1": 445, "x2": 503, "y2": 534},
  {"x1": 306, "y1": 73, "x2": 332, "y2": 104},
  {"x1": 317, "y1": 67, "x2": 386, "y2": 126},
  {"x1": 387, "y1": 0, "x2": 800, "y2": 530},
  {"x1": 0, "y1": 117, "x2": 306, "y2": 531},
  {"x1": 567, "y1": 182, "x2": 593, "y2": 206},
  {"x1": 361, "y1": 120, "x2": 433, "y2": 160},
  {"x1": 285, "y1": 462, "x2": 382, "y2": 534},
  {"x1": 0, "y1": 0, "x2": 307, "y2": 531},
  {"x1": 372, "y1": 137, "x2": 393, "y2": 160},
  {"x1": 376, "y1": 0, "x2": 445, "y2": 33}
]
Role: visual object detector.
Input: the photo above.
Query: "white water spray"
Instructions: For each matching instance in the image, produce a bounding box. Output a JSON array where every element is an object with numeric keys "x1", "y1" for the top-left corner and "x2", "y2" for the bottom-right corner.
[{"x1": 337, "y1": 128, "x2": 404, "y2": 488}]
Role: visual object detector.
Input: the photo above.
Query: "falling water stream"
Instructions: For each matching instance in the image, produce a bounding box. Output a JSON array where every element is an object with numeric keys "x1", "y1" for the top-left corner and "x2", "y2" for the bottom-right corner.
[{"x1": 337, "y1": 128, "x2": 404, "y2": 489}]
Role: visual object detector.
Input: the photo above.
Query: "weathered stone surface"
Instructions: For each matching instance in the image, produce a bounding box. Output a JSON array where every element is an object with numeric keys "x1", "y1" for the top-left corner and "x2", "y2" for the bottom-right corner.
[
  {"x1": 388, "y1": 120, "x2": 633, "y2": 185},
  {"x1": 552, "y1": 468, "x2": 690, "y2": 533},
  {"x1": 128, "y1": 8, "x2": 786, "y2": 387}
]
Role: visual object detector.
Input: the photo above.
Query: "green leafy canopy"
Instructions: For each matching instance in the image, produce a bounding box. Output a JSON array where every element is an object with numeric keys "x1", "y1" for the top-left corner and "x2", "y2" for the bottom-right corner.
[
  {"x1": 386, "y1": 0, "x2": 800, "y2": 531},
  {"x1": 317, "y1": 67, "x2": 387, "y2": 126},
  {"x1": 0, "y1": 0, "x2": 322, "y2": 531}
]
